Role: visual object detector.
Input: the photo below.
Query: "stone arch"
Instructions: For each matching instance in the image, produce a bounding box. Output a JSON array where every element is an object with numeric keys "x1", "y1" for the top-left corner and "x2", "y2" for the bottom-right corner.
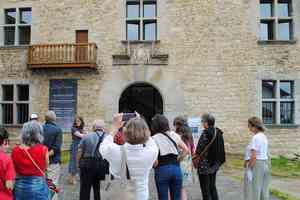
[
  {"x1": 119, "y1": 82, "x2": 164, "y2": 124},
  {"x1": 99, "y1": 66, "x2": 185, "y2": 123}
]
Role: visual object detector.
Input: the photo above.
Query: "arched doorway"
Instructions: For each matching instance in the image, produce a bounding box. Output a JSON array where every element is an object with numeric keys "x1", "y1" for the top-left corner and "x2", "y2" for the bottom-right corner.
[{"x1": 119, "y1": 82, "x2": 163, "y2": 125}]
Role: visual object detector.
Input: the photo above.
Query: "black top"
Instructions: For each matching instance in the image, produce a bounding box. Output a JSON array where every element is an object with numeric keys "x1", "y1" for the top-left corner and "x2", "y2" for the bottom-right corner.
[
  {"x1": 157, "y1": 154, "x2": 179, "y2": 166},
  {"x1": 196, "y1": 127, "x2": 225, "y2": 174},
  {"x1": 71, "y1": 127, "x2": 83, "y2": 142}
]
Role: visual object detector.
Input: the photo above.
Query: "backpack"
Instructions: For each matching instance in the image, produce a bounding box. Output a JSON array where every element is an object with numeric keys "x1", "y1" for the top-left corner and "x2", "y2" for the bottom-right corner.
[{"x1": 79, "y1": 131, "x2": 109, "y2": 180}]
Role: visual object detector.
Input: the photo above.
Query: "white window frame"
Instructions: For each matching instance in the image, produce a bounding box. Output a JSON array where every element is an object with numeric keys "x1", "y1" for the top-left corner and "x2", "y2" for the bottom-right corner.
[
  {"x1": 259, "y1": 0, "x2": 294, "y2": 41},
  {"x1": 262, "y1": 80, "x2": 295, "y2": 125},
  {"x1": 0, "y1": 84, "x2": 30, "y2": 125},
  {"x1": 0, "y1": 7, "x2": 32, "y2": 46},
  {"x1": 125, "y1": 0, "x2": 157, "y2": 41}
]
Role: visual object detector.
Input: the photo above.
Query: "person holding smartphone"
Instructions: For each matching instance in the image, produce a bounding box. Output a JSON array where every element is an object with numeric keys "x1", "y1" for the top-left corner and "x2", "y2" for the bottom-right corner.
[
  {"x1": 100, "y1": 113, "x2": 158, "y2": 200},
  {"x1": 113, "y1": 113, "x2": 137, "y2": 145}
]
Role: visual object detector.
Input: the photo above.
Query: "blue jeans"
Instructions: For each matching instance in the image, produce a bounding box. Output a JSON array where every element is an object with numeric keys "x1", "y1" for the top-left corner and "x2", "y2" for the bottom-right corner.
[
  {"x1": 14, "y1": 176, "x2": 49, "y2": 200},
  {"x1": 155, "y1": 164, "x2": 183, "y2": 200},
  {"x1": 69, "y1": 139, "x2": 81, "y2": 175}
]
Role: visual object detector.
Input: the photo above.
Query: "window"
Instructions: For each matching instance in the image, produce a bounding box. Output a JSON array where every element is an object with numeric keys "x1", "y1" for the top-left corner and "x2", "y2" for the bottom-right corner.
[
  {"x1": 2, "y1": 8, "x2": 32, "y2": 45},
  {"x1": 0, "y1": 84, "x2": 29, "y2": 125},
  {"x1": 126, "y1": 0, "x2": 157, "y2": 41},
  {"x1": 49, "y1": 80, "x2": 77, "y2": 132},
  {"x1": 259, "y1": 0, "x2": 293, "y2": 41},
  {"x1": 262, "y1": 80, "x2": 295, "y2": 125}
]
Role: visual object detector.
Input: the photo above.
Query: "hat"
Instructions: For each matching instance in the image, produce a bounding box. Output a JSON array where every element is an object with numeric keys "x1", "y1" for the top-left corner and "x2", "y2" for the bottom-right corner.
[{"x1": 30, "y1": 113, "x2": 38, "y2": 120}]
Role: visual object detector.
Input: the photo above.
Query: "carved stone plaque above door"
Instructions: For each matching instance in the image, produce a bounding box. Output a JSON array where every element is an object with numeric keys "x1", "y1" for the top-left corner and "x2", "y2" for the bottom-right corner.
[{"x1": 112, "y1": 41, "x2": 168, "y2": 65}]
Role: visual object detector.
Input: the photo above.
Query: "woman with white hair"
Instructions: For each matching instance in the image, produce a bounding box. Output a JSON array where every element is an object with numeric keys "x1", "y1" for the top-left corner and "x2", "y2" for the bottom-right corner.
[
  {"x1": 78, "y1": 119, "x2": 108, "y2": 200},
  {"x1": 11, "y1": 121, "x2": 49, "y2": 200}
]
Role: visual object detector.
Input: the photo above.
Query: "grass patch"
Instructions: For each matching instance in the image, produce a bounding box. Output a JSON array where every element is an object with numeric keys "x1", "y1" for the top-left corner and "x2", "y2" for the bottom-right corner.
[
  {"x1": 270, "y1": 188, "x2": 299, "y2": 200},
  {"x1": 271, "y1": 156, "x2": 300, "y2": 178},
  {"x1": 226, "y1": 154, "x2": 300, "y2": 178}
]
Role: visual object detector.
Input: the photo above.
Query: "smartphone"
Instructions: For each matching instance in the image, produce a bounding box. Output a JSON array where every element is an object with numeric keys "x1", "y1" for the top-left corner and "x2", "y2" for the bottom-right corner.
[{"x1": 122, "y1": 113, "x2": 137, "y2": 122}]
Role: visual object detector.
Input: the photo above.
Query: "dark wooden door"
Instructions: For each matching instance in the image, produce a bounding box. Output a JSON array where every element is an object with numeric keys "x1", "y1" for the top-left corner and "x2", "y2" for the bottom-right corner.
[{"x1": 75, "y1": 30, "x2": 88, "y2": 62}]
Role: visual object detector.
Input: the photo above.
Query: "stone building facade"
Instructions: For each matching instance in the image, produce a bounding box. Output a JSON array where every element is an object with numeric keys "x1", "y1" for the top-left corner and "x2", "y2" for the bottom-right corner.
[{"x1": 0, "y1": 0, "x2": 300, "y2": 156}]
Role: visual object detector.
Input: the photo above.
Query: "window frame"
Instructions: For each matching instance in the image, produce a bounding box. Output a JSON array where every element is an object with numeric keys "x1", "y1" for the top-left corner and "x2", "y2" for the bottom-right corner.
[
  {"x1": 259, "y1": 0, "x2": 294, "y2": 41},
  {"x1": 126, "y1": 0, "x2": 157, "y2": 41},
  {"x1": 0, "y1": 84, "x2": 30, "y2": 125},
  {"x1": 262, "y1": 80, "x2": 295, "y2": 125},
  {"x1": 1, "y1": 7, "x2": 32, "y2": 46}
]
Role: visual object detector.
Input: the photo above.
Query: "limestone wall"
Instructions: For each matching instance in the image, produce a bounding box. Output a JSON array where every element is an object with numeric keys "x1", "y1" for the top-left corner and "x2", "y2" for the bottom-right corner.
[{"x1": 0, "y1": 0, "x2": 300, "y2": 156}]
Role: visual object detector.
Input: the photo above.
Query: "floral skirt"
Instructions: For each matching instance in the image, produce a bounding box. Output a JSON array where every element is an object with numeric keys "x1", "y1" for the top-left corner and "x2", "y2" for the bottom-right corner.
[{"x1": 180, "y1": 154, "x2": 193, "y2": 187}]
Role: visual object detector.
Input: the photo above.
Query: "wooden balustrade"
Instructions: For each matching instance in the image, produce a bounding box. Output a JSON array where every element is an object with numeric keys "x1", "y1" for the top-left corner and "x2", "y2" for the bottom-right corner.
[{"x1": 27, "y1": 43, "x2": 98, "y2": 69}]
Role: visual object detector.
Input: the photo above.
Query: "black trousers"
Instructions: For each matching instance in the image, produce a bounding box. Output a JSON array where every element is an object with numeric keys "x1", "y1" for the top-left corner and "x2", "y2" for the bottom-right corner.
[
  {"x1": 198, "y1": 172, "x2": 219, "y2": 200},
  {"x1": 80, "y1": 167, "x2": 101, "y2": 200}
]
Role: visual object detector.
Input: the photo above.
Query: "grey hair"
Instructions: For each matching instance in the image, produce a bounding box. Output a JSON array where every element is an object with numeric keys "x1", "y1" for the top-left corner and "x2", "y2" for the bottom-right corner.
[
  {"x1": 45, "y1": 110, "x2": 56, "y2": 122},
  {"x1": 21, "y1": 121, "x2": 44, "y2": 146},
  {"x1": 93, "y1": 119, "x2": 105, "y2": 131}
]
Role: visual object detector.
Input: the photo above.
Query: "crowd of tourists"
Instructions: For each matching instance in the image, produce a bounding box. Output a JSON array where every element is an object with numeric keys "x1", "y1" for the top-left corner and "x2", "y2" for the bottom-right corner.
[{"x1": 0, "y1": 111, "x2": 271, "y2": 200}]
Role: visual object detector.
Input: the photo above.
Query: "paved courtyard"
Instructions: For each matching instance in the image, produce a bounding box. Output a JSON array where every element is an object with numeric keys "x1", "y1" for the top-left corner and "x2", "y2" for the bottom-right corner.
[{"x1": 58, "y1": 166, "x2": 279, "y2": 200}]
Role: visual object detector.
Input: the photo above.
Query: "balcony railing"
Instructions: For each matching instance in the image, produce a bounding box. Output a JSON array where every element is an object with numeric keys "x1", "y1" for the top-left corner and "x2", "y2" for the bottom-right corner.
[{"x1": 28, "y1": 43, "x2": 98, "y2": 69}]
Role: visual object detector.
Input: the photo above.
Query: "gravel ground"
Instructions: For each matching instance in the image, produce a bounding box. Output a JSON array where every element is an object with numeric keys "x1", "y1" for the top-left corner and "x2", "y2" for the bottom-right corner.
[{"x1": 58, "y1": 166, "x2": 279, "y2": 200}]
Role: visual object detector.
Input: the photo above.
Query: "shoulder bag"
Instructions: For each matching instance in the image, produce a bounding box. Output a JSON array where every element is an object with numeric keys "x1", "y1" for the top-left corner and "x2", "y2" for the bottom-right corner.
[
  {"x1": 192, "y1": 128, "x2": 217, "y2": 168},
  {"x1": 101, "y1": 145, "x2": 135, "y2": 200},
  {"x1": 79, "y1": 131, "x2": 109, "y2": 180},
  {"x1": 22, "y1": 148, "x2": 59, "y2": 199}
]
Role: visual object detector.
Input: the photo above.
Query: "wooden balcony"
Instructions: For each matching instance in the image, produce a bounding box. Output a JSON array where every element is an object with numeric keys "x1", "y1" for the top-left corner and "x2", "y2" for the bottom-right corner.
[{"x1": 27, "y1": 43, "x2": 98, "y2": 69}]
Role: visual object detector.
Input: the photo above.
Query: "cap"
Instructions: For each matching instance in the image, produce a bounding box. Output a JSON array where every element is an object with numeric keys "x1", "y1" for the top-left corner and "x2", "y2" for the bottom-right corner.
[{"x1": 30, "y1": 113, "x2": 38, "y2": 120}]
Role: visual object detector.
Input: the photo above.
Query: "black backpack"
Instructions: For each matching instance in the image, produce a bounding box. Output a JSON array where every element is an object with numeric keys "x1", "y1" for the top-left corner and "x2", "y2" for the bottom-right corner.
[
  {"x1": 79, "y1": 131, "x2": 109, "y2": 180},
  {"x1": 93, "y1": 131, "x2": 110, "y2": 180}
]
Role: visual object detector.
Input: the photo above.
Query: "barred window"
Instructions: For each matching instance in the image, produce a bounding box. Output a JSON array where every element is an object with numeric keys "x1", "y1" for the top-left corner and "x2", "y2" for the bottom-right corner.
[
  {"x1": 2, "y1": 8, "x2": 32, "y2": 46},
  {"x1": 0, "y1": 84, "x2": 29, "y2": 125},
  {"x1": 262, "y1": 80, "x2": 295, "y2": 124},
  {"x1": 259, "y1": 0, "x2": 294, "y2": 41},
  {"x1": 126, "y1": 0, "x2": 157, "y2": 41}
]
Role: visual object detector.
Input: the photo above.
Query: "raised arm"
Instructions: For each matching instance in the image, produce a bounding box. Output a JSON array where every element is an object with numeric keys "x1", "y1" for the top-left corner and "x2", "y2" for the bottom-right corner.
[{"x1": 99, "y1": 114, "x2": 124, "y2": 177}]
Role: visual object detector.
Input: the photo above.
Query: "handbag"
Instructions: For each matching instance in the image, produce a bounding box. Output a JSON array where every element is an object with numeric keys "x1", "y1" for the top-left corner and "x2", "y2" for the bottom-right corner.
[
  {"x1": 22, "y1": 148, "x2": 59, "y2": 198},
  {"x1": 79, "y1": 131, "x2": 109, "y2": 180},
  {"x1": 101, "y1": 145, "x2": 135, "y2": 200},
  {"x1": 192, "y1": 128, "x2": 217, "y2": 168}
]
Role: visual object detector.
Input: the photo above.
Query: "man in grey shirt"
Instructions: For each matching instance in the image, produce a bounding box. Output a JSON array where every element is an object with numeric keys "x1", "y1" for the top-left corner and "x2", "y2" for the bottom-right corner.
[{"x1": 78, "y1": 120, "x2": 108, "y2": 200}]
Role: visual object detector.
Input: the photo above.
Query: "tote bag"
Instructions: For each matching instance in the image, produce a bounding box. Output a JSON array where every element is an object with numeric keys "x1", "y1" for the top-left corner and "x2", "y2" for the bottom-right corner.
[{"x1": 101, "y1": 145, "x2": 135, "y2": 200}]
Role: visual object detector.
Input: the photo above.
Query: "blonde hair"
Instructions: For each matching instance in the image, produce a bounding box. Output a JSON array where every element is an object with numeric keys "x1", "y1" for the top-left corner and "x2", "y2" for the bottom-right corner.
[
  {"x1": 248, "y1": 116, "x2": 265, "y2": 132},
  {"x1": 124, "y1": 117, "x2": 150, "y2": 145}
]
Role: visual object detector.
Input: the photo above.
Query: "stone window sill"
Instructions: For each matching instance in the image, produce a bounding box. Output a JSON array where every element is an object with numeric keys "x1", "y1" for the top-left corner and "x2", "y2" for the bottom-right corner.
[
  {"x1": 0, "y1": 45, "x2": 29, "y2": 50},
  {"x1": 257, "y1": 40, "x2": 297, "y2": 45},
  {"x1": 121, "y1": 40, "x2": 160, "y2": 44},
  {"x1": 2, "y1": 124, "x2": 23, "y2": 128},
  {"x1": 265, "y1": 124, "x2": 299, "y2": 129}
]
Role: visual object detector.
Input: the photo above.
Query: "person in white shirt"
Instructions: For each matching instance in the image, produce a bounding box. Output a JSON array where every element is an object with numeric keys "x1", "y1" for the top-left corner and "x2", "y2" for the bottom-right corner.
[
  {"x1": 244, "y1": 117, "x2": 270, "y2": 200},
  {"x1": 100, "y1": 114, "x2": 158, "y2": 200}
]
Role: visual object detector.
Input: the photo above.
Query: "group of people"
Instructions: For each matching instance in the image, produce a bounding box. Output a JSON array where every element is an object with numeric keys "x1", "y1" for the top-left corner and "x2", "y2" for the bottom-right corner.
[
  {"x1": 0, "y1": 111, "x2": 63, "y2": 200},
  {"x1": 0, "y1": 110, "x2": 271, "y2": 200}
]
